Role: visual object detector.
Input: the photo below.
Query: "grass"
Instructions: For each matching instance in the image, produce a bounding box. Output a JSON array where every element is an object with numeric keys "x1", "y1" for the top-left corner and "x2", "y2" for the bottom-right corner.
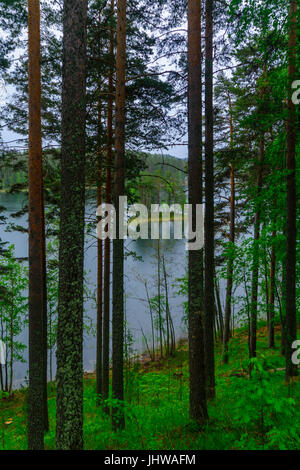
[{"x1": 1, "y1": 323, "x2": 300, "y2": 450}]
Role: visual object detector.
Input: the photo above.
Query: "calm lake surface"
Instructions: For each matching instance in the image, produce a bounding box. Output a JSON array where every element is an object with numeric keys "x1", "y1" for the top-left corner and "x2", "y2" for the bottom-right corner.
[{"x1": 0, "y1": 192, "x2": 190, "y2": 388}]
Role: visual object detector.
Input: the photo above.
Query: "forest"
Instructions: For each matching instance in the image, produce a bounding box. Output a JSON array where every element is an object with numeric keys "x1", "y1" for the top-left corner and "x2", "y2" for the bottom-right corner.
[{"x1": 0, "y1": 0, "x2": 299, "y2": 454}]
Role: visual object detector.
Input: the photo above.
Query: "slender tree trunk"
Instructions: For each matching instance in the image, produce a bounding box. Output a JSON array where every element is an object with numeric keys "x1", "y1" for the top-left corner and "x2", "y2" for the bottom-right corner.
[
  {"x1": 204, "y1": 0, "x2": 215, "y2": 399},
  {"x1": 285, "y1": 0, "x2": 298, "y2": 380},
  {"x1": 249, "y1": 137, "x2": 264, "y2": 358},
  {"x1": 223, "y1": 96, "x2": 235, "y2": 363},
  {"x1": 157, "y1": 240, "x2": 163, "y2": 358},
  {"x1": 27, "y1": 0, "x2": 45, "y2": 450},
  {"x1": 264, "y1": 247, "x2": 269, "y2": 312},
  {"x1": 56, "y1": 0, "x2": 87, "y2": 450},
  {"x1": 102, "y1": 0, "x2": 115, "y2": 407},
  {"x1": 0, "y1": 323, "x2": 3, "y2": 391},
  {"x1": 187, "y1": 0, "x2": 208, "y2": 424},
  {"x1": 214, "y1": 277, "x2": 224, "y2": 340},
  {"x1": 9, "y1": 282, "x2": 13, "y2": 396},
  {"x1": 281, "y1": 259, "x2": 287, "y2": 356},
  {"x1": 112, "y1": 0, "x2": 127, "y2": 430},
  {"x1": 5, "y1": 351, "x2": 8, "y2": 392},
  {"x1": 50, "y1": 342, "x2": 52, "y2": 382},
  {"x1": 96, "y1": 86, "x2": 103, "y2": 405},
  {"x1": 162, "y1": 255, "x2": 175, "y2": 356},
  {"x1": 42, "y1": 201, "x2": 48, "y2": 432},
  {"x1": 145, "y1": 282, "x2": 155, "y2": 361},
  {"x1": 214, "y1": 303, "x2": 220, "y2": 341},
  {"x1": 0, "y1": 365, "x2": 3, "y2": 392},
  {"x1": 156, "y1": 186, "x2": 163, "y2": 359},
  {"x1": 268, "y1": 231, "x2": 276, "y2": 348},
  {"x1": 0, "y1": 321, "x2": 3, "y2": 390}
]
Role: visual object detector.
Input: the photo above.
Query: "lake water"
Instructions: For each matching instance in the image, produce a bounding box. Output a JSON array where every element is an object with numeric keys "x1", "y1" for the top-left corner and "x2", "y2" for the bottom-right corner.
[{"x1": 0, "y1": 192, "x2": 189, "y2": 388}]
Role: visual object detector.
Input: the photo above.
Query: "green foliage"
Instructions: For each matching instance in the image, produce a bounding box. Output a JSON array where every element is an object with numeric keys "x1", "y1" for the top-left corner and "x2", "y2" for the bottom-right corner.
[
  {"x1": 0, "y1": 245, "x2": 28, "y2": 394},
  {"x1": 229, "y1": 357, "x2": 300, "y2": 449},
  {"x1": 2, "y1": 326, "x2": 300, "y2": 450}
]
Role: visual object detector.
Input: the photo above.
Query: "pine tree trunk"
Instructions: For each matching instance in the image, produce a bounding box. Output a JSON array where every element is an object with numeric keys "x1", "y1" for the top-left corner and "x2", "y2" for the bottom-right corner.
[
  {"x1": 157, "y1": 240, "x2": 163, "y2": 359},
  {"x1": 223, "y1": 95, "x2": 235, "y2": 363},
  {"x1": 9, "y1": 284, "x2": 14, "y2": 396},
  {"x1": 204, "y1": 0, "x2": 215, "y2": 399},
  {"x1": 162, "y1": 255, "x2": 175, "y2": 356},
  {"x1": 281, "y1": 259, "x2": 287, "y2": 356},
  {"x1": 187, "y1": 0, "x2": 208, "y2": 424},
  {"x1": 27, "y1": 0, "x2": 45, "y2": 450},
  {"x1": 102, "y1": 0, "x2": 115, "y2": 407},
  {"x1": 249, "y1": 137, "x2": 264, "y2": 358},
  {"x1": 42, "y1": 195, "x2": 48, "y2": 432},
  {"x1": 268, "y1": 231, "x2": 276, "y2": 348},
  {"x1": 96, "y1": 86, "x2": 103, "y2": 405},
  {"x1": 112, "y1": 0, "x2": 127, "y2": 430},
  {"x1": 214, "y1": 278, "x2": 224, "y2": 340},
  {"x1": 56, "y1": 0, "x2": 87, "y2": 450},
  {"x1": 285, "y1": 0, "x2": 298, "y2": 380},
  {"x1": 145, "y1": 282, "x2": 155, "y2": 361}
]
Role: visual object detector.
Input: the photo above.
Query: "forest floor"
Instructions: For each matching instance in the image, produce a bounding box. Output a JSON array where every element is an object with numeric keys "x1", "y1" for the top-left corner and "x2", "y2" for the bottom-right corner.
[{"x1": 1, "y1": 323, "x2": 300, "y2": 450}]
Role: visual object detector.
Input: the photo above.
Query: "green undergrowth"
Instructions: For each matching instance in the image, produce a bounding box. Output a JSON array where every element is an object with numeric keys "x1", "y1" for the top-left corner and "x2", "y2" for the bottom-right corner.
[{"x1": 1, "y1": 324, "x2": 300, "y2": 450}]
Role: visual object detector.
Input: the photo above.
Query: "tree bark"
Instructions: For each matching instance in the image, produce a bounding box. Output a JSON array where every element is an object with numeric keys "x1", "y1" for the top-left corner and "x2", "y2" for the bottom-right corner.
[
  {"x1": 9, "y1": 279, "x2": 14, "y2": 396},
  {"x1": 249, "y1": 137, "x2": 264, "y2": 358},
  {"x1": 27, "y1": 0, "x2": 45, "y2": 450},
  {"x1": 285, "y1": 0, "x2": 298, "y2": 380},
  {"x1": 145, "y1": 282, "x2": 155, "y2": 361},
  {"x1": 187, "y1": 0, "x2": 208, "y2": 424},
  {"x1": 112, "y1": 0, "x2": 127, "y2": 430},
  {"x1": 204, "y1": 0, "x2": 215, "y2": 399},
  {"x1": 42, "y1": 187, "x2": 48, "y2": 432},
  {"x1": 162, "y1": 255, "x2": 175, "y2": 356},
  {"x1": 96, "y1": 81, "x2": 103, "y2": 405},
  {"x1": 223, "y1": 95, "x2": 235, "y2": 364},
  {"x1": 157, "y1": 239, "x2": 163, "y2": 358},
  {"x1": 268, "y1": 231, "x2": 276, "y2": 348},
  {"x1": 214, "y1": 277, "x2": 224, "y2": 340},
  {"x1": 280, "y1": 258, "x2": 287, "y2": 356},
  {"x1": 102, "y1": 0, "x2": 115, "y2": 407},
  {"x1": 56, "y1": 0, "x2": 87, "y2": 450}
]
